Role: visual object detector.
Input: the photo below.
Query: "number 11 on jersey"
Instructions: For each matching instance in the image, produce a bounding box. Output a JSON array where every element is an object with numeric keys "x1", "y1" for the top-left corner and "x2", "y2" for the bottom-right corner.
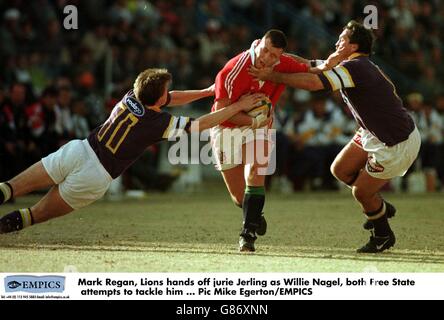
[{"x1": 97, "y1": 105, "x2": 139, "y2": 154}]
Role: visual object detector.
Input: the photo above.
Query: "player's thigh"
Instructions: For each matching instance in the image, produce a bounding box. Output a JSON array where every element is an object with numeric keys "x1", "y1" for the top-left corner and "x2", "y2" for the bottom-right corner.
[
  {"x1": 221, "y1": 165, "x2": 246, "y2": 206},
  {"x1": 59, "y1": 161, "x2": 112, "y2": 210},
  {"x1": 210, "y1": 126, "x2": 243, "y2": 172},
  {"x1": 31, "y1": 185, "x2": 74, "y2": 223},
  {"x1": 41, "y1": 140, "x2": 86, "y2": 187},
  {"x1": 331, "y1": 141, "x2": 368, "y2": 179},
  {"x1": 243, "y1": 139, "x2": 271, "y2": 186},
  {"x1": 44, "y1": 139, "x2": 113, "y2": 210}
]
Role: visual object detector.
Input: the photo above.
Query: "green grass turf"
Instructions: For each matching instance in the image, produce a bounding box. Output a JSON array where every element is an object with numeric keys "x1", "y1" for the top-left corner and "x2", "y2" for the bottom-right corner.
[{"x1": 0, "y1": 190, "x2": 443, "y2": 272}]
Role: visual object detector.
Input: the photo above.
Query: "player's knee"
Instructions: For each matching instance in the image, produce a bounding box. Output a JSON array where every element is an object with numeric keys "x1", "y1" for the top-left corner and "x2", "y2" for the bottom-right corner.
[
  {"x1": 330, "y1": 161, "x2": 343, "y2": 180},
  {"x1": 246, "y1": 164, "x2": 266, "y2": 185},
  {"x1": 352, "y1": 186, "x2": 370, "y2": 203},
  {"x1": 330, "y1": 161, "x2": 351, "y2": 183}
]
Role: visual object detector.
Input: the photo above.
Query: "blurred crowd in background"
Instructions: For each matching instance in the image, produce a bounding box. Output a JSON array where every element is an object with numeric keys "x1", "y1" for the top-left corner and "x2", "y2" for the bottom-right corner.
[{"x1": 1, "y1": 0, "x2": 443, "y2": 192}]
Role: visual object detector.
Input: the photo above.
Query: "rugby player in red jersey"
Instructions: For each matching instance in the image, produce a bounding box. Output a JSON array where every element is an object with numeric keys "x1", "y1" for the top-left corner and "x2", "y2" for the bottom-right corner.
[{"x1": 211, "y1": 29, "x2": 309, "y2": 252}]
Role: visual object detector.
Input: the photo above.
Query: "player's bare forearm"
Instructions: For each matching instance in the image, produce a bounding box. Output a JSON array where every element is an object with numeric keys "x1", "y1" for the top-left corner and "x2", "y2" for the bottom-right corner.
[
  {"x1": 192, "y1": 109, "x2": 248, "y2": 132},
  {"x1": 288, "y1": 54, "x2": 327, "y2": 74},
  {"x1": 312, "y1": 46, "x2": 348, "y2": 73},
  {"x1": 191, "y1": 93, "x2": 263, "y2": 132},
  {"x1": 249, "y1": 66, "x2": 323, "y2": 90},
  {"x1": 212, "y1": 97, "x2": 252, "y2": 126},
  {"x1": 168, "y1": 85, "x2": 215, "y2": 106},
  {"x1": 225, "y1": 112, "x2": 253, "y2": 126}
]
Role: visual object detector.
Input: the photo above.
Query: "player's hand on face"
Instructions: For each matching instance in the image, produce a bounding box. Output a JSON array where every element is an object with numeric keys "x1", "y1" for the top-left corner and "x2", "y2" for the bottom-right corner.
[
  {"x1": 248, "y1": 66, "x2": 273, "y2": 81},
  {"x1": 323, "y1": 45, "x2": 348, "y2": 69},
  {"x1": 238, "y1": 93, "x2": 266, "y2": 112},
  {"x1": 335, "y1": 44, "x2": 349, "y2": 59}
]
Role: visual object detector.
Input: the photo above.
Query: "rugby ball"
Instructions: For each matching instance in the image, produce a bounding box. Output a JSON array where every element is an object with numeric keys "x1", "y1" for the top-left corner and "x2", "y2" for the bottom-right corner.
[{"x1": 248, "y1": 96, "x2": 272, "y2": 117}]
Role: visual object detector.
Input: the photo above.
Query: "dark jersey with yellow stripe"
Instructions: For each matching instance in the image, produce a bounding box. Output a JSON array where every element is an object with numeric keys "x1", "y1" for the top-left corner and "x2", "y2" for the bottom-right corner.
[
  {"x1": 318, "y1": 53, "x2": 414, "y2": 146},
  {"x1": 87, "y1": 91, "x2": 191, "y2": 178}
]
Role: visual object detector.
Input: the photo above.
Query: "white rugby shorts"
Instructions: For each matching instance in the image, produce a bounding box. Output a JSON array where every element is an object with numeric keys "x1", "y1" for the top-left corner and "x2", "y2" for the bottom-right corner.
[
  {"x1": 352, "y1": 126, "x2": 421, "y2": 179},
  {"x1": 42, "y1": 139, "x2": 113, "y2": 209},
  {"x1": 210, "y1": 125, "x2": 271, "y2": 171}
]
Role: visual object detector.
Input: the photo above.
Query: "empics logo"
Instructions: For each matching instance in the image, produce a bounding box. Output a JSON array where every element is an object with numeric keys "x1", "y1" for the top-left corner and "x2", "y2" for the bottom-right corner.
[
  {"x1": 4, "y1": 276, "x2": 65, "y2": 293},
  {"x1": 7, "y1": 281, "x2": 21, "y2": 289}
]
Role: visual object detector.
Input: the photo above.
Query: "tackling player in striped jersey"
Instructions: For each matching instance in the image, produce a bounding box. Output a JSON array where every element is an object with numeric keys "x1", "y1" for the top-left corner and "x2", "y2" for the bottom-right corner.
[
  {"x1": 249, "y1": 21, "x2": 421, "y2": 253},
  {"x1": 0, "y1": 68, "x2": 264, "y2": 234}
]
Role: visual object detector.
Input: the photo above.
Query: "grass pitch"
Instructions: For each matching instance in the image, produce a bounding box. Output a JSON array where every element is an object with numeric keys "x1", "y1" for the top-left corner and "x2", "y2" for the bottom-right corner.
[{"x1": 0, "y1": 188, "x2": 443, "y2": 272}]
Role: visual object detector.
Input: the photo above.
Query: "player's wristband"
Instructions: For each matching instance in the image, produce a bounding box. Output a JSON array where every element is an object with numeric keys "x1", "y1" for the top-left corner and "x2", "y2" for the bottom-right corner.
[{"x1": 310, "y1": 60, "x2": 325, "y2": 67}]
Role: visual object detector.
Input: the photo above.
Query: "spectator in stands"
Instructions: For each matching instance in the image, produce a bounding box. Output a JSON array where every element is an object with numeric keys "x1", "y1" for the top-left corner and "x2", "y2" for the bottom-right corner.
[
  {"x1": 292, "y1": 92, "x2": 346, "y2": 190},
  {"x1": 416, "y1": 99, "x2": 443, "y2": 192},
  {"x1": 0, "y1": 83, "x2": 28, "y2": 178}
]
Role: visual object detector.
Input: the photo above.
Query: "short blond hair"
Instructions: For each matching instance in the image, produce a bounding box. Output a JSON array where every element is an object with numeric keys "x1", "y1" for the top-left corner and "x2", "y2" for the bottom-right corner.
[{"x1": 133, "y1": 68, "x2": 172, "y2": 106}]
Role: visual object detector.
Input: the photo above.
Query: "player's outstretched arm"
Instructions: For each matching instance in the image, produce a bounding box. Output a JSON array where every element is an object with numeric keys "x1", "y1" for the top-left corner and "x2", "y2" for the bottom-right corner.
[
  {"x1": 287, "y1": 53, "x2": 325, "y2": 75},
  {"x1": 212, "y1": 98, "x2": 271, "y2": 128},
  {"x1": 290, "y1": 45, "x2": 349, "y2": 74},
  {"x1": 168, "y1": 84, "x2": 215, "y2": 107},
  {"x1": 190, "y1": 93, "x2": 265, "y2": 132},
  {"x1": 249, "y1": 66, "x2": 324, "y2": 91},
  {"x1": 311, "y1": 45, "x2": 349, "y2": 73}
]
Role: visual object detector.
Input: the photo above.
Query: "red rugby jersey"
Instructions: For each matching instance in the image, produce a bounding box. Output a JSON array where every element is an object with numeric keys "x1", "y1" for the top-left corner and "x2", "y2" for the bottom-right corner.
[{"x1": 213, "y1": 40, "x2": 308, "y2": 127}]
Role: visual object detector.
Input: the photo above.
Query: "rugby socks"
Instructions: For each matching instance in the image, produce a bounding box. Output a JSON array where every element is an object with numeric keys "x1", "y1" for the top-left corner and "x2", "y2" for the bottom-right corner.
[
  {"x1": 0, "y1": 182, "x2": 13, "y2": 204},
  {"x1": 365, "y1": 201, "x2": 391, "y2": 237},
  {"x1": 242, "y1": 186, "x2": 265, "y2": 232},
  {"x1": 0, "y1": 208, "x2": 34, "y2": 234}
]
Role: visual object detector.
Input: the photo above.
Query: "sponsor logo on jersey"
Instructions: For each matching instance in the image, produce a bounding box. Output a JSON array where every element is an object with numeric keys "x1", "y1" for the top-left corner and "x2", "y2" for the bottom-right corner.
[{"x1": 125, "y1": 96, "x2": 145, "y2": 117}]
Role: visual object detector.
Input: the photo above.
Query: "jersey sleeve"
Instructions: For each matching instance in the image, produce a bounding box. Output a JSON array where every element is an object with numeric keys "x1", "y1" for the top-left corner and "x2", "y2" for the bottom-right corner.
[
  {"x1": 215, "y1": 68, "x2": 230, "y2": 101},
  {"x1": 215, "y1": 53, "x2": 250, "y2": 102},
  {"x1": 310, "y1": 59, "x2": 325, "y2": 67},
  {"x1": 161, "y1": 113, "x2": 192, "y2": 140},
  {"x1": 318, "y1": 60, "x2": 358, "y2": 91},
  {"x1": 279, "y1": 54, "x2": 309, "y2": 73}
]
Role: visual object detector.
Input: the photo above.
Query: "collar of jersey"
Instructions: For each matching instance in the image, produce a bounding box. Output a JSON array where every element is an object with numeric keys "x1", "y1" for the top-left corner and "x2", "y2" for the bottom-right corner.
[
  {"x1": 347, "y1": 52, "x2": 369, "y2": 60},
  {"x1": 123, "y1": 91, "x2": 161, "y2": 113},
  {"x1": 148, "y1": 106, "x2": 162, "y2": 113}
]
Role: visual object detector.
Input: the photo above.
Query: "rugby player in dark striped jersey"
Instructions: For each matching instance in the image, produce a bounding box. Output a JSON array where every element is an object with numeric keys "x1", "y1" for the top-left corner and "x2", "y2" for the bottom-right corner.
[
  {"x1": 250, "y1": 21, "x2": 420, "y2": 253},
  {"x1": 0, "y1": 68, "x2": 264, "y2": 234}
]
